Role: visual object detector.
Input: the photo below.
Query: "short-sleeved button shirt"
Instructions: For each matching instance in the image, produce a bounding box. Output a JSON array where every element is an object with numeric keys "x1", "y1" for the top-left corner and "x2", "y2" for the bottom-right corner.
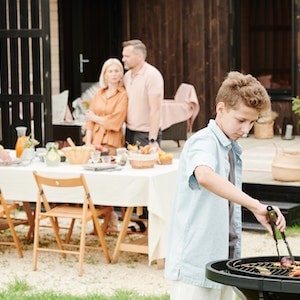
[
  {"x1": 123, "y1": 62, "x2": 164, "y2": 132},
  {"x1": 164, "y1": 119, "x2": 242, "y2": 289}
]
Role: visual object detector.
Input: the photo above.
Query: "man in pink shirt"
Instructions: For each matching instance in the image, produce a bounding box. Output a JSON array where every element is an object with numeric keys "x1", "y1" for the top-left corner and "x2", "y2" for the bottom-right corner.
[{"x1": 122, "y1": 39, "x2": 164, "y2": 149}]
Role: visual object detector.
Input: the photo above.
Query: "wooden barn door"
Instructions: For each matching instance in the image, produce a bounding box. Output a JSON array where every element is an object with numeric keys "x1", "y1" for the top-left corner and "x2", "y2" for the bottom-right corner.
[{"x1": 0, "y1": 0, "x2": 52, "y2": 148}]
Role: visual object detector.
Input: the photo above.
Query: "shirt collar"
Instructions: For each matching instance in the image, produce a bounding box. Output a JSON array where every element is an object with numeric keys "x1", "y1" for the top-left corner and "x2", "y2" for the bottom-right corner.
[
  {"x1": 208, "y1": 119, "x2": 242, "y2": 155},
  {"x1": 99, "y1": 85, "x2": 125, "y2": 94},
  {"x1": 134, "y1": 62, "x2": 148, "y2": 76}
]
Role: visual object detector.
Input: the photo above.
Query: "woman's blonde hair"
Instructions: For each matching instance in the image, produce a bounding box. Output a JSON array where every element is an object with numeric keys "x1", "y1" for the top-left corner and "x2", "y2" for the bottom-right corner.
[
  {"x1": 99, "y1": 58, "x2": 124, "y2": 88},
  {"x1": 216, "y1": 71, "x2": 271, "y2": 113}
]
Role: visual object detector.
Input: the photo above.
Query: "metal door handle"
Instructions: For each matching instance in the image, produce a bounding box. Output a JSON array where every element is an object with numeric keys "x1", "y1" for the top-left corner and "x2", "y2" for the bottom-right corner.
[{"x1": 79, "y1": 53, "x2": 90, "y2": 73}]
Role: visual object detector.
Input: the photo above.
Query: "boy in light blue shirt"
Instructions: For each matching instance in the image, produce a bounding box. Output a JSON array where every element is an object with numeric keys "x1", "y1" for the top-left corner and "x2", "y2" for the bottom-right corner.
[{"x1": 164, "y1": 71, "x2": 286, "y2": 300}]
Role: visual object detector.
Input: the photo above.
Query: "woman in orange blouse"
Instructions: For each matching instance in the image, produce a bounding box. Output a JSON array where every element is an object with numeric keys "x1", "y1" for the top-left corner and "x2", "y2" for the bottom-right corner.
[
  {"x1": 84, "y1": 58, "x2": 127, "y2": 233},
  {"x1": 84, "y1": 58, "x2": 128, "y2": 155}
]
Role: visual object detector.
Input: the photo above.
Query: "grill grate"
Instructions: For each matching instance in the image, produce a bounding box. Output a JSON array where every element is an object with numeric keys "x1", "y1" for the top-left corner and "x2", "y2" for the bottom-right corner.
[
  {"x1": 227, "y1": 256, "x2": 300, "y2": 280},
  {"x1": 238, "y1": 261, "x2": 291, "y2": 277}
]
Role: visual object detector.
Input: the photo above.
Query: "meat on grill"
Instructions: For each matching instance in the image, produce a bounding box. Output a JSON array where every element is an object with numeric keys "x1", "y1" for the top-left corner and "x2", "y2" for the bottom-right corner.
[
  {"x1": 280, "y1": 256, "x2": 293, "y2": 267},
  {"x1": 290, "y1": 269, "x2": 300, "y2": 277}
]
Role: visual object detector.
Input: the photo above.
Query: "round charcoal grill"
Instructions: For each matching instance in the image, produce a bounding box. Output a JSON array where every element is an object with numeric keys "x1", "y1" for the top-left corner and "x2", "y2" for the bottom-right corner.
[{"x1": 206, "y1": 256, "x2": 300, "y2": 300}]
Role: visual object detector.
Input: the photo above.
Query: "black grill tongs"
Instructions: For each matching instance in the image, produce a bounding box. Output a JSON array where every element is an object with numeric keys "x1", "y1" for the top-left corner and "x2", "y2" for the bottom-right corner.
[{"x1": 267, "y1": 205, "x2": 294, "y2": 264}]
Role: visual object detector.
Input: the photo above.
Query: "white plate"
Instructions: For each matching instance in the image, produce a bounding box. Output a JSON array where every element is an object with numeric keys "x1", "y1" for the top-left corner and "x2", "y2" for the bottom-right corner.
[
  {"x1": 0, "y1": 159, "x2": 21, "y2": 166},
  {"x1": 82, "y1": 163, "x2": 120, "y2": 171}
]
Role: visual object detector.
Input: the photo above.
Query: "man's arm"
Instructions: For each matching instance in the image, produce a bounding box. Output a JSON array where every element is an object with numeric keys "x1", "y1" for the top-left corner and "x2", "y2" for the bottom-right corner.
[{"x1": 148, "y1": 93, "x2": 161, "y2": 147}]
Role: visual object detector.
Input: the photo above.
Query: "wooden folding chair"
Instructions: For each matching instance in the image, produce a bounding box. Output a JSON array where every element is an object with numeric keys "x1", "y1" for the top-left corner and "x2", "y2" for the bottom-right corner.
[
  {"x1": 32, "y1": 171, "x2": 111, "y2": 276},
  {"x1": 0, "y1": 189, "x2": 28, "y2": 258}
]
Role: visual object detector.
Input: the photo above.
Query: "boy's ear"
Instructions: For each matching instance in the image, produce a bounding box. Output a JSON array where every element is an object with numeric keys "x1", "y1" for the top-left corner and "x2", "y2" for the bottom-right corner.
[{"x1": 216, "y1": 101, "x2": 226, "y2": 114}]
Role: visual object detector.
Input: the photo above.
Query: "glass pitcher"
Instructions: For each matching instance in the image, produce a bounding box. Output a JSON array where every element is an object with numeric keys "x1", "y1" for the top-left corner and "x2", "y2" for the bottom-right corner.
[
  {"x1": 45, "y1": 142, "x2": 60, "y2": 166},
  {"x1": 15, "y1": 126, "x2": 27, "y2": 158}
]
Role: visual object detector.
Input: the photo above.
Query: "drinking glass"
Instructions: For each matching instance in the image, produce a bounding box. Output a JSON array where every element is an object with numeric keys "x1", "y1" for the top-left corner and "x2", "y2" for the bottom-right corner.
[
  {"x1": 90, "y1": 151, "x2": 100, "y2": 164},
  {"x1": 116, "y1": 147, "x2": 128, "y2": 166},
  {"x1": 36, "y1": 147, "x2": 47, "y2": 162},
  {"x1": 101, "y1": 155, "x2": 111, "y2": 164}
]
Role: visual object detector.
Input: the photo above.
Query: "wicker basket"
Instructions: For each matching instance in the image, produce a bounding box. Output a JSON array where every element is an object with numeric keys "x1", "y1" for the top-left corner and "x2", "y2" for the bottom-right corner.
[
  {"x1": 272, "y1": 148, "x2": 300, "y2": 181},
  {"x1": 128, "y1": 153, "x2": 157, "y2": 169},
  {"x1": 254, "y1": 121, "x2": 274, "y2": 139},
  {"x1": 61, "y1": 146, "x2": 95, "y2": 164}
]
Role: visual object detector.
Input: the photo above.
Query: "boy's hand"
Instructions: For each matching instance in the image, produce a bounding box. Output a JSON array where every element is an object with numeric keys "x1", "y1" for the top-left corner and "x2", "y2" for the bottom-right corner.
[{"x1": 253, "y1": 203, "x2": 286, "y2": 234}]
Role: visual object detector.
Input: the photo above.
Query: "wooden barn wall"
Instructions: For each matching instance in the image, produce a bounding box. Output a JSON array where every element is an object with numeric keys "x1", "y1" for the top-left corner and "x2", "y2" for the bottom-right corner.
[
  {"x1": 270, "y1": 0, "x2": 300, "y2": 134},
  {"x1": 295, "y1": 0, "x2": 300, "y2": 130},
  {"x1": 121, "y1": 0, "x2": 230, "y2": 131}
]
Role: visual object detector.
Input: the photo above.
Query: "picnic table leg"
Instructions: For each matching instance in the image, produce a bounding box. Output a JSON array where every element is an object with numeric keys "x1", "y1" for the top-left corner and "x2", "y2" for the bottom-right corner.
[
  {"x1": 111, "y1": 206, "x2": 134, "y2": 263},
  {"x1": 22, "y1": 202, "x2": 35, "y2": 240}
]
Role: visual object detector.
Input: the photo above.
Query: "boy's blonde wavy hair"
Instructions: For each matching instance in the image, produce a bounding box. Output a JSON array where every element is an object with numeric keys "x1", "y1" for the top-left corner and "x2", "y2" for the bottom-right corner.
[{"x1": 216, "y1": 71, "x2": 271, "y2": 113}]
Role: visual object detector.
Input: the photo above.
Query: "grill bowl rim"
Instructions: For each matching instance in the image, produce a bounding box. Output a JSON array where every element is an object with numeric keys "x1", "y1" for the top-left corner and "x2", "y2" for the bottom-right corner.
[{"x1": 206, "y1": 258, "x2": 300, "y2": 295}]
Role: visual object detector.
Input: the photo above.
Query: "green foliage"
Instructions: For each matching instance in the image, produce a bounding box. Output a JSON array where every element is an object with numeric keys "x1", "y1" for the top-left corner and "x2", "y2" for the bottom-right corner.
[
  {"x1": 23, "y1": 134, "x2": 39, "y2": 148},
  {"x1": 0, "y1": 281, "x2": 169, "y2": 300},
  {"x1": 292, "y1": 96, "x2": 300, "y2": 131},
  {"x1": 292, "y1": 96, "x2": 300, "y2": 116},
  {"x1": 6, "y1": 278, "x2": 32, "y2": 294},
  {"x1": 273, "y1": 222, "x2": 300, "y2": 240},
  {"x1": 0, "y1": 278, "x2": 31, "y2": 300},
  {"x1": 285, "y1": 222, "x2": 300, "y2": 237}
]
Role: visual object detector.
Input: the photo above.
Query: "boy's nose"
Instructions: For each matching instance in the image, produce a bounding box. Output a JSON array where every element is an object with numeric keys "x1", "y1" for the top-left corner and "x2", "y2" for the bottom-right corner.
[{"x1": 241, "y1": 123, "x2": 253, "y2": 134}]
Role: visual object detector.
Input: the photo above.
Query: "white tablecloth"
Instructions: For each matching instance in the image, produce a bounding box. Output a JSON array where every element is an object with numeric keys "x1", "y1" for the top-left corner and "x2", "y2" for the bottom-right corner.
[{"x1": 0, "y1": 158, "x2": 178, "y2": 263}]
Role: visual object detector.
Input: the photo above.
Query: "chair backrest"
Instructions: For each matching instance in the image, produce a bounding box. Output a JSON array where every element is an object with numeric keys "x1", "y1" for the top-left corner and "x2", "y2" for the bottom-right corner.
[
  {"x1": 173, "y1": 83, "x2": 200, "y2": 132},
  {"x1": 32, "y1": 172, "x2": 94, "y2": 212},
  {"x1": 174, "y1": 83, "x2": 197, "y2": 103}
]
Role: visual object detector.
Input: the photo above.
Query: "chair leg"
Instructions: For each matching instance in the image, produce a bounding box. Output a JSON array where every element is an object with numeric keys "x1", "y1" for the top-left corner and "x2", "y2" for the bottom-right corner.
[
  {"x1": 32, "y1": 209, "x2": 40, "y2": 271},
  {"x1": 65, "y1": 218, "x2": 76, "y2": 244},
  {"x1": 78, "y1": 217, "x2": 87, "y2": 276},
  {"x1": 93, "y1": 215, "x2": 111, "y2": 263},
  {"x1": 49, "y1": 217, "x2": 66, "y2": 259},
  {"x1": 5, "y1": 215, "x2": 23, "y2": 258}
]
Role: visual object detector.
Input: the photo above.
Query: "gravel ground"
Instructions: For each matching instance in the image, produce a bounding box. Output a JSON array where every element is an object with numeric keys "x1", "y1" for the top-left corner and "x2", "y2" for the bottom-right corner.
[{"x1": 0, "y1": 215, "x2": 299, "y2": 297}]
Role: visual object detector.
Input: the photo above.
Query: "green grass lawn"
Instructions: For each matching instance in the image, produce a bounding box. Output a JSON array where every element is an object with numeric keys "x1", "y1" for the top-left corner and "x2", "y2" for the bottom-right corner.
[{"x1": 0, "y1": 278, "x2": 169, "y2": 299}]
